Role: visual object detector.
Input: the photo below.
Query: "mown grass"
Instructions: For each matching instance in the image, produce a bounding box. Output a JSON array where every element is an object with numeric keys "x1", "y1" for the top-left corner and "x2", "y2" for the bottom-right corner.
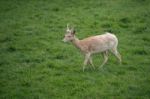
[{"x1": 0, "y1": 0, "x2": 150, "y2": 98}]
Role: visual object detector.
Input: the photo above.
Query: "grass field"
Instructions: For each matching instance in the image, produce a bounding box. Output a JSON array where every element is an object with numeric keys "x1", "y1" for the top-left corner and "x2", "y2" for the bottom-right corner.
[{"x1": 0, "y1": 0, "x2": 150, "y2": 98}]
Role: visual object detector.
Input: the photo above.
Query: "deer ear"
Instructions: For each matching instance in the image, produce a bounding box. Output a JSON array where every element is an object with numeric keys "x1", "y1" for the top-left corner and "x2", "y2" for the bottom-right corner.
[
  {"x1": 71, "y1": 29, "x2": 76, "y2": 35},
  {"x1": 71, "y1": 26, "x2": 76, "y2": 34}
]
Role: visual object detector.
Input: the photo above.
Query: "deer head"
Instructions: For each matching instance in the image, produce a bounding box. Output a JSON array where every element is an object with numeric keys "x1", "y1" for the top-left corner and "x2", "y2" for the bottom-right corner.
[{"x1": 63, "y1": 24, "x2": 76, "y2": 42}]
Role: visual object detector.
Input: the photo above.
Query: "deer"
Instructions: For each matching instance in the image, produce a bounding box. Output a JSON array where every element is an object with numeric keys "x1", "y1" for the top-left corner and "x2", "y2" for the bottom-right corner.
[{"x1": 63, "y1": 24, "x2": 122, "y2": 72}]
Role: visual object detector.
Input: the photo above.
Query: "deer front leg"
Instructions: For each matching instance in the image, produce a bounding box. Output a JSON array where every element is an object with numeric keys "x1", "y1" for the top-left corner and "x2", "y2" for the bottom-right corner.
[
  {"x1": 83, "y1": 53, "x2": 91, "y2": 72},
  {"x1": 88, "y1": 57, "x2": 95, "y2": 70}
]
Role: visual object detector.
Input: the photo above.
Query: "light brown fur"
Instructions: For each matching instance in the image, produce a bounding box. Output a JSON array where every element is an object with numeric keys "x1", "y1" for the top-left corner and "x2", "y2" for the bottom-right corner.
[{"x1": 63, "y1": 25, "x2": 122, "y2": 71}]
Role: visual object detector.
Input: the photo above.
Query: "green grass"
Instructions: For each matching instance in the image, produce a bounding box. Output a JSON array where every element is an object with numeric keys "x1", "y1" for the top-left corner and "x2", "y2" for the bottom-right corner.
[{"x1": 0, "y1": 0, "x2": 150, "y2": 98}]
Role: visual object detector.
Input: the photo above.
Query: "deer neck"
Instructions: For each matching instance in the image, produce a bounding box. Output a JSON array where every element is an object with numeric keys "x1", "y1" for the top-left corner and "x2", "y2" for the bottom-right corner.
[{"x1": 71, "y1": 36, "x2": 81, "y2": 49}]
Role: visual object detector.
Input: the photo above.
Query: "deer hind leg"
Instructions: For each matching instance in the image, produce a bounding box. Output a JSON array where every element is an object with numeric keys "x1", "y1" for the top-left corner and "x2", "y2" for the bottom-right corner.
[
  {"x1": 99, "y1": 51, "x2": 108, "y2": 68},
  {"x1": 110, "y1": 47, "x2": 122, "y2": 64}
]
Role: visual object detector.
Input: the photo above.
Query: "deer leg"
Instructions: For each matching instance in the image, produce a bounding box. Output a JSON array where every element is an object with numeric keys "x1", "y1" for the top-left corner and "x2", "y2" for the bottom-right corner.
[
  {"x1": 89, "y1": 57, "x2": 95, "y2": 70},
  {"x1": 99, "y1": 51, "x2": 108, "y2": 69},
  {"x1": 111, "y1": 48, "x2": 122, "y2": 64},
  {"x1": 83, "y1": 53, "x2": 91, "y2": 72}
]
